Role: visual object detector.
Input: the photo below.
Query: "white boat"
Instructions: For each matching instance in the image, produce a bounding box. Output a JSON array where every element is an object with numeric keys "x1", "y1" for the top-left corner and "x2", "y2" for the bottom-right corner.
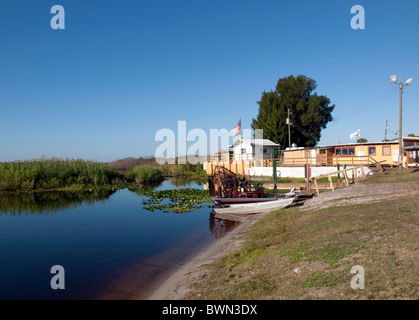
[{"x1": 213, "y1": 197, "x2": 295, "y2": 216}]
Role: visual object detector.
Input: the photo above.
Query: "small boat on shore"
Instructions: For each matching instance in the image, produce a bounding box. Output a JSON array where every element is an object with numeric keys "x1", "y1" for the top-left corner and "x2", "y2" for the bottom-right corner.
[
  {"x1": 213, "y1": 193, "x2": 285, "y2": 205},
  {"x1": 213, "y1": 197, "x2": 295, "y2": 216}
]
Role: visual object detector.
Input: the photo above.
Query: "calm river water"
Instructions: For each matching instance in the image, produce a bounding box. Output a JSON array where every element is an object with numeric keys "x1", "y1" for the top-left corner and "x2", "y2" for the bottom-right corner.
[{"x1": 0, "y1": 179, "x2": 239, "y2": 300}]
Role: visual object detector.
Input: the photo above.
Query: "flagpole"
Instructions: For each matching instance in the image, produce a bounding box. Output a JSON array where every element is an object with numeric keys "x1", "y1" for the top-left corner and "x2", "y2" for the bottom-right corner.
[
  {"x1": 240, "y1": 115, "x2": 242, "y2": 154},
  {"x1": 240, "y1": 115, "x2": 244, "y2": 177}
]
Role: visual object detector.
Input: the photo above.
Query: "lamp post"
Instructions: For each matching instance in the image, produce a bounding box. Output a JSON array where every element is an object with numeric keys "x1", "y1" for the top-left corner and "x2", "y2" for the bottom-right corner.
[{"x1": 390, "y1": 75, "x2": 413, "y2": 174}]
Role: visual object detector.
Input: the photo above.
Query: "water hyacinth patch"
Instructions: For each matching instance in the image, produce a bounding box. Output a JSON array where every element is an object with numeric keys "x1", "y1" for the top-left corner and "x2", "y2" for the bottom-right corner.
[{"x1": 142, "y1": 188, "x2": 213, "y2": 213}]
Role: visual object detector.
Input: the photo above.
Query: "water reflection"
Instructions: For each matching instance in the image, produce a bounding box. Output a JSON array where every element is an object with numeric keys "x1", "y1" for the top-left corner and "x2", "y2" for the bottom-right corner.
[
  {"x1": 168, "y1": 177, "x2": 206, "y2": 187},
  {"x1": 0, "y1": 179, "x2": 240, "y2": 299},
  {"x1": 209, "y1": 212, "x2": 240, "y2": 240},
  {"x1": 129, "y1": 180, "x2": 164, "y2": 195},
  {"x1": 0, "y1": 190, "x2": 116, "y2": 216}
]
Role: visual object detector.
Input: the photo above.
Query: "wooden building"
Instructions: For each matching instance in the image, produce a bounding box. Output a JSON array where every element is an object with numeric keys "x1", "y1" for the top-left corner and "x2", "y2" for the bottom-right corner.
[{"x1": 282, "y1": 137, "x2": 419, "y2": 167}]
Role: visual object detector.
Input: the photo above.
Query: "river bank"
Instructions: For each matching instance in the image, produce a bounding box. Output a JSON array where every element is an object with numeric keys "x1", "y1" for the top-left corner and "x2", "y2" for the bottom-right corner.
[{"x1": 147, "y1": 170, "x2": 419, "y2": 300}]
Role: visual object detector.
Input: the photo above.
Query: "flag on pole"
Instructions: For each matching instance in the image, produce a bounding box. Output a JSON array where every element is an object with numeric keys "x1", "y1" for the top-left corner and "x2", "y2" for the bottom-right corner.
[
  {"x1": 233, "y1": 119, "x2": 241, "y2": 137},
  {"x1": 350, "y1": 129, "x2": 361, "y2": 140}
]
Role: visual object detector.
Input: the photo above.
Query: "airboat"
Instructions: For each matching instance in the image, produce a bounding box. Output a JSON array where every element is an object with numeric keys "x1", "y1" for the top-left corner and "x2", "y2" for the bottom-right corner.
[{"x1": 208, "y1": 166, "x2": 287, "y2": 206}]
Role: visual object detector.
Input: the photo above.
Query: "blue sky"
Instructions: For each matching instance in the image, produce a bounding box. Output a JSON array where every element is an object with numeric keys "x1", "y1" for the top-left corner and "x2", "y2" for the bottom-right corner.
[{"x1": 0, "y1": 0, "x2": 418, "y2": 162}]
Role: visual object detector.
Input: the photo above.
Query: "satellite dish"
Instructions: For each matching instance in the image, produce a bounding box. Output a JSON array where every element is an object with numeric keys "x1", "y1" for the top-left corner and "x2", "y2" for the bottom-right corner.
[{"x1": 405, "y1": 78, "x2": 413, "y2": 86}]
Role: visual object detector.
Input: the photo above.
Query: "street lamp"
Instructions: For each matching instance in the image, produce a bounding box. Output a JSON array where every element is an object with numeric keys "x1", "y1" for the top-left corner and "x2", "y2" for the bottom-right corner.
[{"x1": 390, "y1": 75, "x2": 413, "y2": 174}]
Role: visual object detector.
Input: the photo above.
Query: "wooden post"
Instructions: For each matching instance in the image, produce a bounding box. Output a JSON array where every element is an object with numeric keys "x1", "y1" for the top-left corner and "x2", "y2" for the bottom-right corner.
[
  {"x1": 328, "y1": 175, "x2": 334, "y2": 192},
  {"x1": 314, "y1": 178, "x2": 319, "y2": 195},
  {"x1": 343, "y1": 169, "x2": 349, "y2": 186}
]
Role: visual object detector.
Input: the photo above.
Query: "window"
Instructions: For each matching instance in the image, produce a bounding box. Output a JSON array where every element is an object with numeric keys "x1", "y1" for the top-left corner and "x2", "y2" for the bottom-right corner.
[
  {"x1": 335, "y1": 147, "x2": 357, "y2": 156},
  {"x1": 405, "y1": 141, "x2": 415, "y2": 147},
  {"x1": 368, "y1": 147, "x2": 376, "y2": 156},
  {"x1": 382, "y1": 146, "x2": 391, "y2": 156},
  {"x1": 241, "y1": 148, "x2": 246, "y2": 154},
  {"x1": 305, "y1": 150, "x2": 310, "y2": 158}
]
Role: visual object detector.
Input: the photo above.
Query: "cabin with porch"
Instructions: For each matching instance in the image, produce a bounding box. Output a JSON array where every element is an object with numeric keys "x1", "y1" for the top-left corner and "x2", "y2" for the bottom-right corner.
[{"x1": 282, "y1": 137, "x2": 419, "y2": 167}]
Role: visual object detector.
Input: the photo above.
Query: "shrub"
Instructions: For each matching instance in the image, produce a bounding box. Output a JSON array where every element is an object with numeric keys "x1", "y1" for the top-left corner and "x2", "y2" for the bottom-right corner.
[{"x1": 125, "y1": 165, "x2": 163, "y2": 183}]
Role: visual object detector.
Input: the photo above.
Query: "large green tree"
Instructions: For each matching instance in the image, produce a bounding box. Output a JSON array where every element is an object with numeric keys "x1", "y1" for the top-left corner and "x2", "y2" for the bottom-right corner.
[{"x1": 251, "y1": 75, "x2": 335, "y2": 148}]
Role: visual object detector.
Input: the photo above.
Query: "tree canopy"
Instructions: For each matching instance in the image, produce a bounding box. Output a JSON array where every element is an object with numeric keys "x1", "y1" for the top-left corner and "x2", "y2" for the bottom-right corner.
[{"x1": 251, "y1": 75, "x2": 335, "y2": 148}]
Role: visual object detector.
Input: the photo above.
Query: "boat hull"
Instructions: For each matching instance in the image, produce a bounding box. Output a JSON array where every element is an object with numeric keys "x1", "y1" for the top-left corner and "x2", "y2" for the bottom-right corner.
[
  {"x1": 213, "y1": 198, "x2": 295, "y2": 215},
  {"x1": 213, "y1": 194, "x2": 285, "y2": 205}
]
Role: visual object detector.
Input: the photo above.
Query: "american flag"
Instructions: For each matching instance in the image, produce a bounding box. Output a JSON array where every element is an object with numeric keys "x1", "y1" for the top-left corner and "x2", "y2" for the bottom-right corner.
[{"x1": 233, "y1": 119, "x2": 241, "y2": 137}]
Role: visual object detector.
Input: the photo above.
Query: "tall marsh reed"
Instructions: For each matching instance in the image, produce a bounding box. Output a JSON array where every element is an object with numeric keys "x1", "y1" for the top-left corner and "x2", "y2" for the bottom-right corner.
[
  {"x1": 0, "y1": 158, "x2": 121, "y2": 192},
  {"x1": 124, "y1": 165, "x2": 163, "y2": 183}
]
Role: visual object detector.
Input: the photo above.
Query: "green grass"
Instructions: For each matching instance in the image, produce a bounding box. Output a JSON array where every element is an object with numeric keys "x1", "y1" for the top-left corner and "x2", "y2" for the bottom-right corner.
[
  {"x1": 0, "y1": 158, "x2": 122, "y2": 192},
  {"x1": 125, "y1": 164, "x2": 163, "y2": 183}
]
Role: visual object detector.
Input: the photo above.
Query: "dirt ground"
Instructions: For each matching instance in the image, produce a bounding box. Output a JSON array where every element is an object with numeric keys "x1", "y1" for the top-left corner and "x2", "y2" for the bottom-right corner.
[
  {"x1": 147, "y1": 171, "x2": 419, "y2": 300},
  {"x1": 301, "y1": 181, "x2": 419, "y2": 211}
]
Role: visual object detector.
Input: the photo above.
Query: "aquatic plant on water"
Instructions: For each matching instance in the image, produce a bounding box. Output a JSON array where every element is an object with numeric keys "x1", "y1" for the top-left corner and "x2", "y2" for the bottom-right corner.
[{"x1": 142, "y1": 188, "x2": 213, "y2": 213}]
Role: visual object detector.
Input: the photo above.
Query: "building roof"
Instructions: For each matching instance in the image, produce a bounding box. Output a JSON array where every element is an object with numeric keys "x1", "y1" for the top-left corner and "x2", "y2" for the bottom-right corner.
[{"x1": 230, "y1": 139, "x2": 280, "y2": 148}]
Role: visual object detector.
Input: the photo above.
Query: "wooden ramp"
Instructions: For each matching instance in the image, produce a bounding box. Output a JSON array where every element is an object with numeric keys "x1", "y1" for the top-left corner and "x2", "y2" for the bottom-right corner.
[{"x1": 310, "y1": 165, "x2": 368, "y2": 195}]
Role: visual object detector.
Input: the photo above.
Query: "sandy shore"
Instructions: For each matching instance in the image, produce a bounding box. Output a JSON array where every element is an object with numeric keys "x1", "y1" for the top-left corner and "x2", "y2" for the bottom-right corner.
[{"x1": 146, "y1": 214, "x2": 262, "y2": 300}]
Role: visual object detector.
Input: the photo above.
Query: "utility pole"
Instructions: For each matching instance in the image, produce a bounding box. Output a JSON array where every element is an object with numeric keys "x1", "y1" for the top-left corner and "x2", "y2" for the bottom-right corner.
[
  {"x1": 287, "y1": 108, "x2": 291, "y2": 149},
  {"x1": 390, "y1": 74, "x2": 412, "y2": 175},
  {"x1": 384, "y1": 120, "x2": 388, "y2": 141},
  {"x1": 398, "y1": 83, "x2": 403, "y2": 174}
]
